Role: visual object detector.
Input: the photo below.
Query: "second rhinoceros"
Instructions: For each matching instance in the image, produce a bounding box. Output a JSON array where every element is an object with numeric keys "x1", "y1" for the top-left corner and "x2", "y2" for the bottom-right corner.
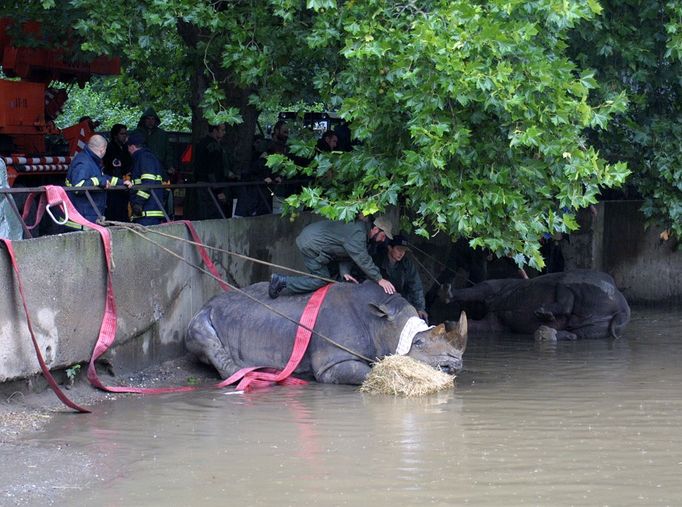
[
  {"x1": 439, "y1": 270, "x2": 630, "y2": 340},
  {"x1": 186, "y1": 281, "x2": 467, "y2": 385}
]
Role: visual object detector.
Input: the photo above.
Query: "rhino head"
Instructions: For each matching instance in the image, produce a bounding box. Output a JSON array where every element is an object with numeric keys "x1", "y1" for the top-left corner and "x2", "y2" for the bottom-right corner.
[
  {"x1": 407, "y1": 311, "x2": 468, "y2": 374},
  {"x1": 367, "y1": 294, "x2": 467, "y2": 374}
]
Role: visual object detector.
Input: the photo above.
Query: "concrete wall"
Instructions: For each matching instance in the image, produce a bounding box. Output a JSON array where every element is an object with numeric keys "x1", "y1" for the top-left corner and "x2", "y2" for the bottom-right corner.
[
  {"x1": 0, "y1": 214, "x2": 316, "y2": 382},
  {"x1": 601, "y1": 201, "x2": 682, "y2": 304},
  {"x1": 541, "y1": 200, "x2": 681, "y2": 304}
]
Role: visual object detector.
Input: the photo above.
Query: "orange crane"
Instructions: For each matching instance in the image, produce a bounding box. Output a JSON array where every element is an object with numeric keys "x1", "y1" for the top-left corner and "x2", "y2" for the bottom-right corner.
[{"x1": 0, "y1": 17, "x2": 120, "y2": 186}]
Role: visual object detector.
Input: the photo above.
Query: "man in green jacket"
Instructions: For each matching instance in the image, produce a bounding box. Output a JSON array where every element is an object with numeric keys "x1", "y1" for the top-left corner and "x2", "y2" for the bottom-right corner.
[
  {"x1": 268, "y1": 215, "x2": 397, "y2": 298},
  {"x1": 372, "y1": 234, "x2": 428, "y2": 322}
]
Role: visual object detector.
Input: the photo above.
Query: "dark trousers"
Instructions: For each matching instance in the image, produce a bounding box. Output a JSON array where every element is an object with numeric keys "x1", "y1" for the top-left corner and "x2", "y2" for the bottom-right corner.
[
  {"x1": 285, "y1": 254, "x2": 334, "y2": 294},
  {"x1": 134, "y1": 217, "x2": 163, "y2": 226}
]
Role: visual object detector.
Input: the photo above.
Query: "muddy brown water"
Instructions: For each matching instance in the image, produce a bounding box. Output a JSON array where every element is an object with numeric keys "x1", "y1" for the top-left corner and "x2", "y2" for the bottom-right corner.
[{"x1": 11, "y1": 308, "x2": 682, "y2": 506}]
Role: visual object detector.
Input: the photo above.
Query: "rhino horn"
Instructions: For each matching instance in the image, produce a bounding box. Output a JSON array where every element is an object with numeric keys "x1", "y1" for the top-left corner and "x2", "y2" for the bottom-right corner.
[{"x1": 444, "y1": 311, "x2": 468, "y2": 352}]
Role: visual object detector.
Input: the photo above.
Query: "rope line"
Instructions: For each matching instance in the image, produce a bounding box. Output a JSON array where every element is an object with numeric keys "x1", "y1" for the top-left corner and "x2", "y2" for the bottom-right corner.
[
  {"x1": 407, "y1": 250, "x2": 441, "y2": 287},
  {"x1": 407, "y1": 242, "x2": 456, "y2": 275},
  {"x1": 408, "y1": 241, "x2": 479, "y2": 287},
  {"x1": 106, "y1": 220, "x2": 338, "y2": 284},
  {"x1": 105, "y1": 221, "x2": 374, "y2": 364}
]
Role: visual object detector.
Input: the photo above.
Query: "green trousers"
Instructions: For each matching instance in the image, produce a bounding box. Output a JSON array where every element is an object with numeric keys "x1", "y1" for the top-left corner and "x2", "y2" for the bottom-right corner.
[{"x1": 284, "y1": 254, "x2": 333, "y2": 294}]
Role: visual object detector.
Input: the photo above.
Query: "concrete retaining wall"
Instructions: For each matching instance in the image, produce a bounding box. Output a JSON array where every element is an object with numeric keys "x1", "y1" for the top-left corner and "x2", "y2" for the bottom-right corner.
[
  {"x1": 561, "y1": 200, "x2": 682, "y2": 304},
  {"x1": 0, "y1": 215, "x2": 316, "y2": 382},
  {"x1": 601, "y1": 201, "x2": 682, "y2": 304}
]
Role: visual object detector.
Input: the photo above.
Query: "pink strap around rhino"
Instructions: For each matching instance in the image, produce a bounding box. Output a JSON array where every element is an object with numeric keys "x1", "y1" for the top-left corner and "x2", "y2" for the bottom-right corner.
[{"x1": 230, "y1": 283, "x2": 333, "y2": 391}]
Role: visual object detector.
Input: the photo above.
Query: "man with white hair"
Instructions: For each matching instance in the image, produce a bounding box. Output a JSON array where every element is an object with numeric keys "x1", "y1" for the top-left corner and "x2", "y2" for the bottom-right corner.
[{"x1": 63, "y1": 134, "x2": 130, "y2": 231}]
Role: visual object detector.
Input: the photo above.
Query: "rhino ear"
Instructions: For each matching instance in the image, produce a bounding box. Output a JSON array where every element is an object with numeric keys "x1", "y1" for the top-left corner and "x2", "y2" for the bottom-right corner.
[
  {"x1": 367, "y1": 303, "x2": 394, "y2": 321},
  {"x1": 444, "y1": 311, "x2": 468, "y2": 352}
]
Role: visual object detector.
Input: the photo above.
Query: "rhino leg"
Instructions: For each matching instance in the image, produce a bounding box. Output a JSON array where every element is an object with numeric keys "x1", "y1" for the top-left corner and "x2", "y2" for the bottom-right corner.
[
  {"x1": 316, "y1": 360, "x2": 371, "y2": 385},
  {"x1": 186, "y1": 310, "x2": 238, "y2": 379},
  {"x1": 534, "y1": 285, "x2": 575, "y2": 322},
  {"x1": 555, "y1": 330, "x2": 578, "y2": 341},
  {"x1": 444, "y1": 282, "x2": 498, "y2": 304}
]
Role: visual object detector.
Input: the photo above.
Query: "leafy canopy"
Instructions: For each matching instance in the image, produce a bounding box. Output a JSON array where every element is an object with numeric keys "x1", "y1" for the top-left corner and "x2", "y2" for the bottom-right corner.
[
  {"x1": 570, "y1": 0, "x2": 682, "y2": 240},
  {"x1": 277, "y1": 0, "x2": 630, "y2": 268},
  {"x1": 2, "y1": 0, "x2": 636, "y2": 268}
]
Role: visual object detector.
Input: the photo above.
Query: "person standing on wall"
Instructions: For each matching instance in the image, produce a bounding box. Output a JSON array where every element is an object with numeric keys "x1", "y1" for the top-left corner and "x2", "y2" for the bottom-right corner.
[
  {"x1": 127, "y1": 132, "x2": 165, "y2": 226},
  {"x1": 103, "y1": 124, "x2": 132, "y2": 222},
  {"x1": 130, "y1": 107, "x2": 174, "y2": 216},
  {"x1": 63, "y1": 134, "x2": 131, "y2": 231},
  {"x1": 190, "y1": 123, "x2": 229, "y2": 220}
]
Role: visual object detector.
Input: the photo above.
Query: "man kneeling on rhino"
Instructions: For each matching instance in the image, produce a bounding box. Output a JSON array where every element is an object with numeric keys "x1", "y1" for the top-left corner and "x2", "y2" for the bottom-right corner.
[{"x1": 268, "y1": 215, "x2": 396, "y2": 298}]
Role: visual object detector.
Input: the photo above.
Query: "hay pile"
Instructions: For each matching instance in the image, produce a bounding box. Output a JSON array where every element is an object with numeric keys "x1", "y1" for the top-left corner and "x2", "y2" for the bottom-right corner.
[{"x1": 360, "y1": 355, "x2": 455, "y2": 397}]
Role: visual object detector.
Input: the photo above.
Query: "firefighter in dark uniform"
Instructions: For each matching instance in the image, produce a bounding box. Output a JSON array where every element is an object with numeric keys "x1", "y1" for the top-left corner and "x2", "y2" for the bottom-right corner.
[
  {"x1": 372, "y1": 234, "x2": 428, "y2": 322},
  {"x1": 64, "y1": 134, "x2": 130, "y2": 231},
  {"x1": 127, "y1": 132, "x2": 165, "y2": 226},
  {"x1": 268, "y1": 215, "x2": 397, "y2": 298}
]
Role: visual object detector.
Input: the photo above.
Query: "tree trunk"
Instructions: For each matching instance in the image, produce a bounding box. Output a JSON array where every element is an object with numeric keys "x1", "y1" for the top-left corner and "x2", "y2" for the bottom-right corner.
[
  {"x1": 222, "y1": 81, "x2": 258, "y2": 177},
  {"x1": 176, "y1": 20, "x2": 208, "y2": 144},
  {"x1": 176, "y1": 20, "x2": 258, "y2": 178}
]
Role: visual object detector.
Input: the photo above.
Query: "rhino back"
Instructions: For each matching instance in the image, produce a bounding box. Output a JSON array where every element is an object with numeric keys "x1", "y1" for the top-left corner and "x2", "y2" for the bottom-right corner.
[
  {"x1": 488, "y1": 271, "x2": 620, "y2": 312},
  {"x1": 202, "y1": 283, "x2": 314, "y2": 374},
  {"x1": 201, "y1": 282, "x2": 390, "y2": 379},
  {"x1": 306, "y1": 282, "x2": 415, "y2": 377}
]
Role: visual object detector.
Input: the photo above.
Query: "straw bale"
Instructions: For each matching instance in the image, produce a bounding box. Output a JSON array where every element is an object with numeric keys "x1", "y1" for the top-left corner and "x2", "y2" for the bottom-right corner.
[{"x1": 360, "y1": 355, "x2": 455, "y2": 397}]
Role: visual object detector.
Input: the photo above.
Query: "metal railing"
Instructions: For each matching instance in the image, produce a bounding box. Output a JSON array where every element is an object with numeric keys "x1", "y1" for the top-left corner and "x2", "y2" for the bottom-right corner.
[{"x1": 0, "y1": 180, "x2": 308, "y2": 239}]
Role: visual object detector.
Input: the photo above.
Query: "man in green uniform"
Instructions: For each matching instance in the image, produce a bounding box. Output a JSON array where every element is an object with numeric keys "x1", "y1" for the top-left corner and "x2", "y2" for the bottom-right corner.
[
  {"x1": 268, "y1": 215, "x2": 397, "y2": 298},
  {"x1": 373, "y1": 234, "x2": 428, "y2": 322}
]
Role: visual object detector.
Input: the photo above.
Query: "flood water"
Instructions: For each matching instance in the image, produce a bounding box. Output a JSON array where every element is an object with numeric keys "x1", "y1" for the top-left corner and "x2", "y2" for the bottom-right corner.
[{"x1": 23, "y1": 308, "x2": 682, "y2": 506}]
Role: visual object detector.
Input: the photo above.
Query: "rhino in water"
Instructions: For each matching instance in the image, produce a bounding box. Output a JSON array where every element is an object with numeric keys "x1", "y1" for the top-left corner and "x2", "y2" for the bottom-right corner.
[
  {"x1": 439, "y1": 270, "x2": 630, "y2": 340},
  {"x1": 186, "y1": 281, "x2": 468, "y2": 385}
]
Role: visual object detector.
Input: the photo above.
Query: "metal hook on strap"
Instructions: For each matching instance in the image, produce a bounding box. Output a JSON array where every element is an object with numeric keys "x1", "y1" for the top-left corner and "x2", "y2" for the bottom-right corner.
[{"x1": 46, "y1": 200, "x2": 68, "y2": 225}]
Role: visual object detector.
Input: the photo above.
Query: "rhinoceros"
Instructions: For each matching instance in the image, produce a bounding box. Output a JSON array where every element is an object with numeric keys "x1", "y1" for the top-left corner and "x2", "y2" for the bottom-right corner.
[
  {"x1": 186, "y1": 281, "x2": 468, "y2": 385},
  {"x1": 439, "y1": 270, "x2": 630, "y2": 340}
]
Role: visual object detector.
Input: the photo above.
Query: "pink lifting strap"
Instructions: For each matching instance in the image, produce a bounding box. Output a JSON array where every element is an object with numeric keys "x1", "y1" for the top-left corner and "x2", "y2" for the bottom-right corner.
[{"x1": 5, "y1": 186, "x2": 331, "y2": 411}]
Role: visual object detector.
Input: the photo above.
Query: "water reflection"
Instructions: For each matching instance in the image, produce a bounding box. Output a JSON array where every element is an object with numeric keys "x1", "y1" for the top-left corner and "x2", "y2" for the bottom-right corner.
[{"x1": 23, "y1": 308, "x2": 682, "y2": 506}]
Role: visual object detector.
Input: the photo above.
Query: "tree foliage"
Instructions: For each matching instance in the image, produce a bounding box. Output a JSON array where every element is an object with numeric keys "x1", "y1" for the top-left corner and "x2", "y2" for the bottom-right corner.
[
  {"x1": 569, "y1": 0, "x2": 682, "y2": 239},
  {"x1": 1, "y1": 0, "x2": 646, "y2": 267},
  {"x1": 279, "y1": 0, "x2": 630, "y2": 268},
  {"x1": 56, "y1": 79, "x2": 190, "y2": 131}
]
